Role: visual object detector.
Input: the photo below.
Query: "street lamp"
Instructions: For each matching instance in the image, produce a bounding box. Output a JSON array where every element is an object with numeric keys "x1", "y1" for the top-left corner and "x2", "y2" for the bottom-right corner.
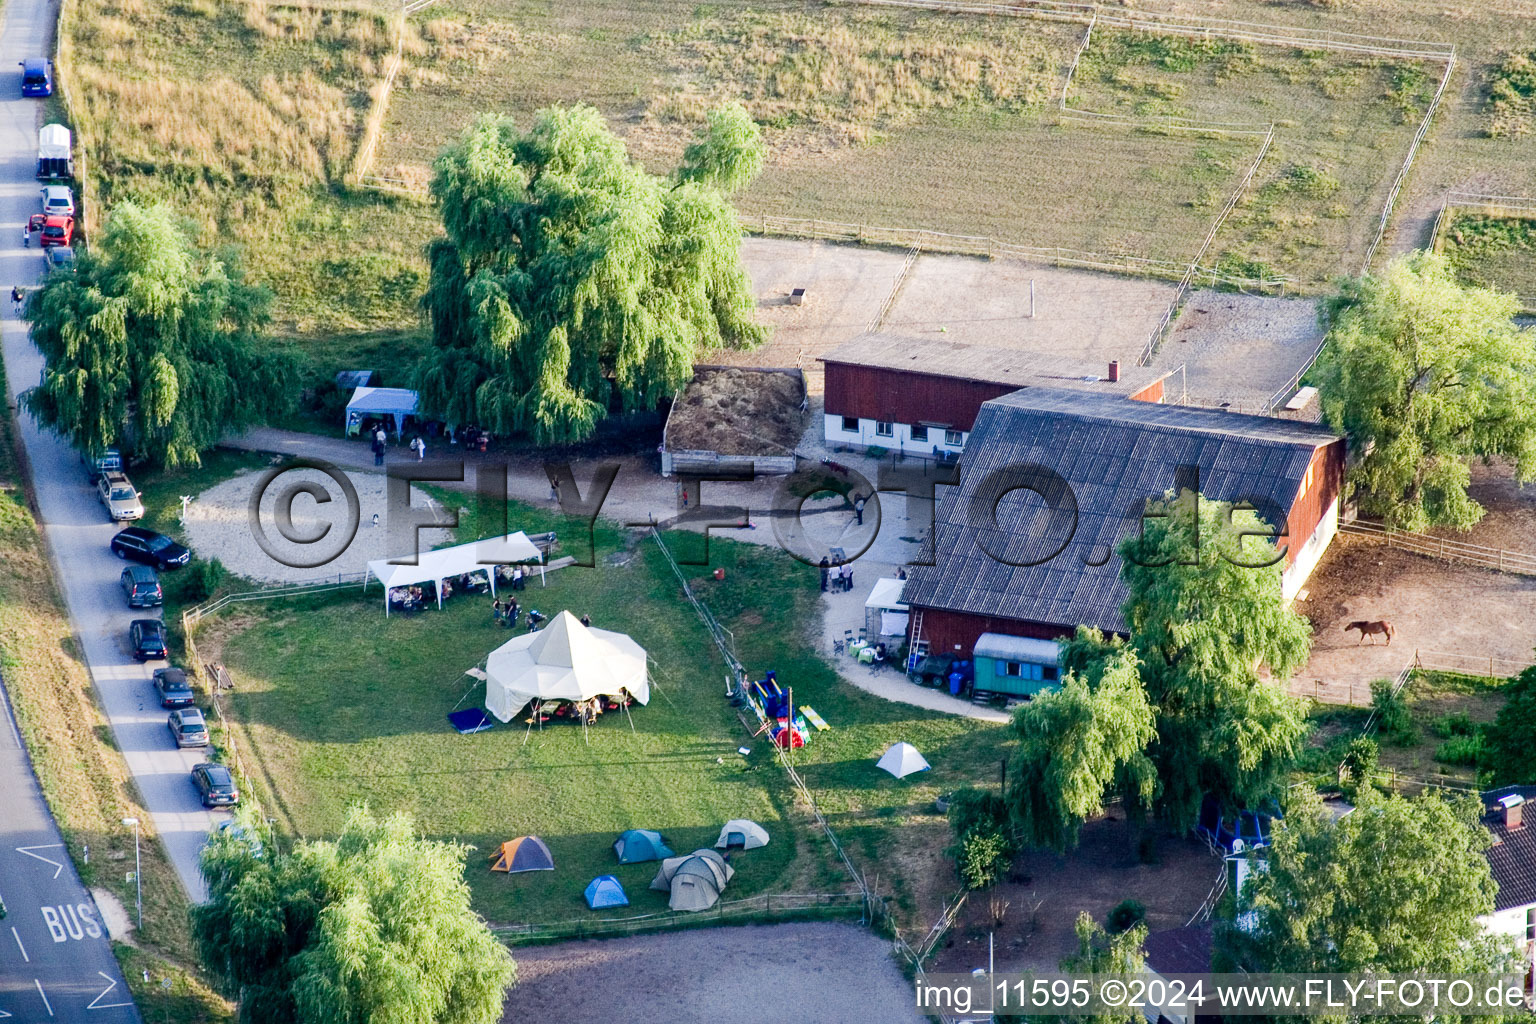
[{"x1": 121, "y1": 817, "x2": 141, "y2": 931}]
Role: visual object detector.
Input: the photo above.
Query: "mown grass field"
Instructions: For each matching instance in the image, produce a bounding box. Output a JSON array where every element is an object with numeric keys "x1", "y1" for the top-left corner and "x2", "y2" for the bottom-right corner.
[
  {"x1": 1439, "y1": 211, "x2": 1536, "y2": 307},
  {"x1": 0, "y1": 373, "x2": 232, "y2": 1020},
  {"x1": 202, "y1": 500, "x2": 1012, "y2": 928}
]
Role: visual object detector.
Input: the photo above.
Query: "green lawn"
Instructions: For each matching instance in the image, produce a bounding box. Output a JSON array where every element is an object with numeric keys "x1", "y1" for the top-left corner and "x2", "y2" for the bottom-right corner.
[{"x1": 206, "y1": 505, "x2": 1012, "y2": 927}]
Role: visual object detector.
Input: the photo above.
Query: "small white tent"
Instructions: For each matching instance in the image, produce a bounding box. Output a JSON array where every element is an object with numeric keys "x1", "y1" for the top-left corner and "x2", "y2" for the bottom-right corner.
[
  {"x1": 346, "y1": 386, "x2": 419, "y2": 438},
  {"x1": 483, "y1": 611, "x2": 649, "y2": 722},
  {"x1": 864, "y1": 577, "x2": 909, "y2": 637},
  {"x1": 715, "y1": 819, "x2": 770, "y2": 850},
  {"x1": 366, "y1": 532, "x2": 544, "y2": 615},
  {"x1": 876, "y1": 741, "x2": 930, "y2": 779}
]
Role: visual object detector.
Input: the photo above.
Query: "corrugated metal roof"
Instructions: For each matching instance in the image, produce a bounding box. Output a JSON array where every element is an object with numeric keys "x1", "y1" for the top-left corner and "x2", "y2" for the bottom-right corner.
[
  {"x1": 904, "y1": 389, "x2": 1340, "y2": 634},
  {"x1": 818, "y1": 333, "x2": 1169, "y2": 396}
]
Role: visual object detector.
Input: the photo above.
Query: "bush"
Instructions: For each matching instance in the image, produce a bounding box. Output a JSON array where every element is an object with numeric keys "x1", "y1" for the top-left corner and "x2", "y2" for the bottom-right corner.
[
  {"x1": 947, "y1": 786, "x2": 1009, "y2": 843},
  {"x1": 1434, "y1": 733, "x2": 1486, "y2": 767},
  {"x1": 167, "y1": 558, "x2": 228, "y2": 605},
  {"x1": 1371, "y1": 679, "x2": 1417, "y2": 746},
  {"x1": 1340, "y1": 735, "x2": 1379, "y2": 794},
  {"x1": 1431, "y1": 711, "x2": 1475, "y2": 739},
  {"x1": 1105, "y1": 898, "x2": 1146, "y2": 934},
  {"x1": 957, "y1": 828, "x2": 1012, "y2": 891}
]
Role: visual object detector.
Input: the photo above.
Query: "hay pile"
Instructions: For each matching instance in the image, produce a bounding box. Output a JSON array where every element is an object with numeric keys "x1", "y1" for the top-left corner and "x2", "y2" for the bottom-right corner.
[{"x1": 666, "y1": 368, "x2": 807, "y2": 456}]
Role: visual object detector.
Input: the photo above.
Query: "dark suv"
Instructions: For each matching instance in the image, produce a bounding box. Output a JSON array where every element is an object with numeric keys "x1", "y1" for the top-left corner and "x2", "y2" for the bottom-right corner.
[
  {"x1": 191, "y1": 763, "x2": 239, "y2": 808},
  {"x1": 111, "y1": 527, "x2": 190, "y2": 570},
  {"x1": 120, "y1": 565, "x2": 162, "y2": 608},
  {"x1": 129, "y1": 619, "x2": 168, "y2": 661},
  {"x1": 153, "y1": 667, "x2": 194, "y2": 708}
]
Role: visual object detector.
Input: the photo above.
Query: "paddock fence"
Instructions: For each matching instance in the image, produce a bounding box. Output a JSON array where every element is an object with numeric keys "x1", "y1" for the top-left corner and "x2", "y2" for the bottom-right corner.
[
  {"x1": 1339, "y1": 519, "x2": 1536, "y2": 577},
  {"x1": 1430, "y1": 191, "x2": 1536, "y2": 313}
]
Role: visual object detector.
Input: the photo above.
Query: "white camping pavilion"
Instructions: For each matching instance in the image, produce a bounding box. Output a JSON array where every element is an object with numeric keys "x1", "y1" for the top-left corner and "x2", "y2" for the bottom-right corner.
[
  {"x1": 366, "y1": 532, "x2": 544, "y2": 615},
  {"x1": 346, "y1": 386, "x2": 419, "y2": 438},
  {"x1": 483, "y1": 611, "x2": 649, "y2": 722},
  {"x1": 876, "y1": 741, "x2": 931, "y2": 779},
  {"x1": 864, "y1": 577, "x2": 909, "y2": 638}
]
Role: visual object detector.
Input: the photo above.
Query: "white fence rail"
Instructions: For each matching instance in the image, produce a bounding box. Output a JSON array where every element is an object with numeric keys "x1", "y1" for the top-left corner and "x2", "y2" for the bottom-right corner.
[{"x1": 1340, "y1": 519, "x2": 1536, "y2": 576}]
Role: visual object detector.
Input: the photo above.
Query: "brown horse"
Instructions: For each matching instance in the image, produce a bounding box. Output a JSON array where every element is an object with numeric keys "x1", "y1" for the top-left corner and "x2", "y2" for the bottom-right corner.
[{"x1": 1345, "y1": 620, "x2": 1394, "y2": 645}]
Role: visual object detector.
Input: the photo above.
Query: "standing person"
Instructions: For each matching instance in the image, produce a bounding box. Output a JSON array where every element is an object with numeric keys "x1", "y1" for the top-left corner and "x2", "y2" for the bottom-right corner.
[
  {"x1": 22, "y1": 222, "x2": 30, "y2": 248},
  {"x1": 853, "y1": 493, "x2": 866, "y2": 526},
  {"x1": 504, "y1": 596, "x2": 518, "y2": 626},
  {"x1": 10, "y1": 285, "x2": 22, "y2": 316},
  {"x1": 819, "y1": 556, "x2": 830, "y2": 592},
  {"x1": 549, "y1": 477, "x2": 561, "y2": 504},
  {"x1": 580, "y1": 613, "x2": 592, "y2": 628},
  {"x1": 411, "y1": 435, "x2": 426, "y2": 461},
  {"x1": 845, "y1": 562, "x2": 855, "y2": 592},
  {"x1": 371, "y1": 432, "x2": 385, "y2": 467},
  {"x1": 512, "y1": 565, "x2": 524, "y2": 591},
  {"x1": 491, "y1": 598, "x2": 503, "y2": 626}
]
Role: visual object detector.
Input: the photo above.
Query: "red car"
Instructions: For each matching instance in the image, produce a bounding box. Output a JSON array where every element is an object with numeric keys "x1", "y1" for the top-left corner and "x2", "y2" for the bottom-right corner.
[{"x1": 39, "y1": 215, "x2": 72, "y2": 248}]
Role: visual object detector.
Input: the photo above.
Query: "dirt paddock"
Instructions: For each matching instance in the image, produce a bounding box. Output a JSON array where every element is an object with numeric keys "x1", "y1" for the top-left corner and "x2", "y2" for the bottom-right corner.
[
  {"x1": 500, "y1": 922, "x2": 923, "y2": 1024},
  {"x1": 928, "y1": 816, "x2": 1222, "y2": 974},
  {"x1": 1294, "y1": 539, "x2": 1536, "y2": 704}
]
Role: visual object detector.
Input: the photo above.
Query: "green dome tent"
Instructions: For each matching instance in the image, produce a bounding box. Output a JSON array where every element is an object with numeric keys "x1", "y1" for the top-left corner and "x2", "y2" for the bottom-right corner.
[{"x1": 613, "y1": 829, "x2": 674, "y2": 864}]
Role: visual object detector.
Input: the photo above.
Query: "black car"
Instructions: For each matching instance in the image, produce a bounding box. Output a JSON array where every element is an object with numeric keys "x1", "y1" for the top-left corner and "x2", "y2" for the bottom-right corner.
[
  {"x1": 191, "y1": 762, "x2": 239, "y2": 808},
  {"x1": 111, "y1": 527, "x2": 190, "y2": 570},
  {"x1": 129, "y1": 619, "x2": 168, "y2": 661},
  {"x1": 153, "y1": 667, "x2": 194, "y2": 708},
  {"x1": 120, "y1": 565, "x2": 162, "y2": 608}
]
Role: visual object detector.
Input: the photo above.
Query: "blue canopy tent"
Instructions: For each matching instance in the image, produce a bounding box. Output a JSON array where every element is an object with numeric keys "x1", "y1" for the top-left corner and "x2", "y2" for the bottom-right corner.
[
  {"x1": 346, "y1": 386, "x2": 419, "y2": 439},
  {"x1": 584, "y1": 875, "x2": 629, "y2": 909}
]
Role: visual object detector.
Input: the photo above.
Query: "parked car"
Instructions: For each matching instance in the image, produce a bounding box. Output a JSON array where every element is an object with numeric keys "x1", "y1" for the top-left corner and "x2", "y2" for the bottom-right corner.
[
  {"x1": 111, "y1": 527, "x2": 190, "y2": 570},
  {"x1": 39, "y1": 215, "x2": 73, "y2": 249},
  {"x1": 191, "y1": 762, "x2": 238, "y2": 807},
  {"x1": 153, "y1": 667, "x2": 194, "y2": 708},
  {"x1": 40, "y1": 185, "x2": 74, "y2": 217},
  {"x1": 83, "y1": 447, "x2": 122, "y2": 484},
  {"x1": 19, "y1": 58, "x2": 51, "y2": 97},
  {"x1": 168, "y1": 708, "x2": 209, "y2": 748},
  {"x1": 98, "y1": 471, "x2": 143, "y2": 521},
  {"x1": 120, "y1": 565, "x2": 162, "y2": 608},
  {"x1": 45, "y1": 245, "x2": 75, "y2": 274},
  {"x1": 128, "y1": 619, "x2": 168, "y2": 661}
]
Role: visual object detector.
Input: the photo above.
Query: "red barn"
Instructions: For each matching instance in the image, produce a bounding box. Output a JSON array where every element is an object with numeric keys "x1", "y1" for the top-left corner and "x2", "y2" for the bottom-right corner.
[{"x1": 903, "y1": 387, "x2": 1345, "y2": 666}]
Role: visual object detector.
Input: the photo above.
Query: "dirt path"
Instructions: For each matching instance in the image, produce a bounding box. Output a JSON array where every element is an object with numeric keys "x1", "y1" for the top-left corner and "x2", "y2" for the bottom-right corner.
[{"x1": 500, "y1": 922, "x2": 923, "y2": 1024}]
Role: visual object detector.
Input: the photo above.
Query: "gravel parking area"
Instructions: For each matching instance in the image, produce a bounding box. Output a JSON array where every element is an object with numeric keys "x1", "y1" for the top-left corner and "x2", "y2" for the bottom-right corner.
[
  {"x1": 500, "y1": 922, "x2": 923, "y2": 1024},
  {"x1": 183, "y1": 467, "x2": 456, "y2": 583}
]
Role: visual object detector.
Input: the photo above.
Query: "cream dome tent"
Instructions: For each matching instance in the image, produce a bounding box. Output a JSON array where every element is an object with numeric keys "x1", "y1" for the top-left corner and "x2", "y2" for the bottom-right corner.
[
  {"x1": 484, "y1": 611, "x2": 649, "y2": 722},
  {"x1": 876, "y1": 741, "x2": 931, "y2": 779},
  {"x1": 715, "y1": 819, "x2": 770, "y2": 850}
]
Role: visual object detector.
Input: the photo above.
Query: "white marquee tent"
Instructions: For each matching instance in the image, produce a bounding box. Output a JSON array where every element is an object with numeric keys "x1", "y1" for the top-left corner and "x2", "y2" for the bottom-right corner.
[
  {"x1": 864, "y1": 577, "x2": 909, "y2": 637},
  {"x1": 366, "y1": 532, "x2": 544, "y2": 615},
  {"x1": 346, "y1": 386, "x2": 419, "y2": 438},
  {"x1": 483, "y1": 611, "x2": 650, "y2": 722}
]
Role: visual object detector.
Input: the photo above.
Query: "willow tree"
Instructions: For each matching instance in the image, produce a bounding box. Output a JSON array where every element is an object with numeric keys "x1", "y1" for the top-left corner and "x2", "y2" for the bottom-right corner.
[
  {"x1": 23, "y1": 201, "x2": 291, "y2": 467},
  {"x1": 193, "y1": 806, "x2": 516, "y2": 1024},
  {"x1": 417, "y1": 103, "x2": 767, "y2": 444},
  {"x1": 1313, "y1": 251, "x2": 1536, "y2": 531},
  {"x1": 1119, "y1": 491, "x2": 1311, "y2": 831}
]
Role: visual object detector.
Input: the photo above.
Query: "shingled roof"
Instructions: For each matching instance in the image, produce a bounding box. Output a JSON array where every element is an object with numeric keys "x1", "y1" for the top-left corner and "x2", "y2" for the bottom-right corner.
[
  {"x1": 903, "y1": 388, "x2": 1341, "y2": 635},
  {"x1": 1483, "y1": 786, "x2": 1536, "y2": 913}
]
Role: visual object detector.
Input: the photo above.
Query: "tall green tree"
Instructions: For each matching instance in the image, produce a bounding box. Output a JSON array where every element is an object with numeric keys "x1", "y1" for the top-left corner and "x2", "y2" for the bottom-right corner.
[
  {"x1": 1007, "y1": 629, "x2": 1158, "y2": 851},
  {"x1": 417, "y1": 104, "x2": 767, "y2": 445},
  {"x1": 193, "y1": 806, "x2": 516, "y2": 1024},
  {"x1": 677, "y1": 102, "x2": 765, "y2": 194},
  {"x1": 1218, "y1": 789, "x2": 1516, "y2": 978},
  {"x1": 1313, "y1": 251, "x2": 1536, "y2": 531},
  {"x1": 1481, "y1": 664, "x2": 1536, "y2": 785},
  {"x1": 23, "y1": 201, "x2": 292, "y2": 467},
  {"x1": 1120, "y1": 491, "x2": 1311, "y2": 830}
]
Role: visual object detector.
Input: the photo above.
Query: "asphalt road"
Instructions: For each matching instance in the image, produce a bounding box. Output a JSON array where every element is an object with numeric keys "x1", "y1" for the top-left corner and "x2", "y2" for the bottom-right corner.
[
  {"x1": 0, "y1": 685, "x2": 141, "y2": 1022},
  {"x1": 0, "y1": 0, "x2": 213, "y2": 936}
]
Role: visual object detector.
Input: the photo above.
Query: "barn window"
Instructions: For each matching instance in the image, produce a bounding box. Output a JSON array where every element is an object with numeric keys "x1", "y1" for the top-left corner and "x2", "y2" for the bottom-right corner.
[
  {"x1": 910, "y1": 425, "x2": 928, "y2": 442},
  {"x1": 875, "y1": 421, "x2": 894, "y2": 437},
  {"x1": 944, "y1": 429, "x2": 964, "y2": 446},
  {"x1": 1528, "y1": 907, "x2": 1535, "y2": 943},
  {"x1": 840, "y1": 416, "x2": 859, "y2": 433}
]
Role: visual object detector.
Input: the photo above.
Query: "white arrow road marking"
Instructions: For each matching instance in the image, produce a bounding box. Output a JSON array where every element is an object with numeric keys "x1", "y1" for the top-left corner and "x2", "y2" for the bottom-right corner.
[
  {"x1": 33, "y1": 980, "x2": 52, "y2": 1016},
  {"x1": 11, "y1": 926, "x2": 27, "y2": 961},
  {"x1": 16, "y1": 845, "x2": 64, "y2": 879},
  {"x1": 87, "y1": 972, "x2": 132, "y2": 1010},
  {"x1": 0, "y1": 1007, "x2": 13, "y2": 1017}
]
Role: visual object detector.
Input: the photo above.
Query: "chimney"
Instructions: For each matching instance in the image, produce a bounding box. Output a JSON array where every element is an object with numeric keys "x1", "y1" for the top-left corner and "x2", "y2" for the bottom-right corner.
[
  {"x1": 1500, "y1": 793, "x2": 1525, "y2": 830},
  {"x1": 1108, "y1": 360, "x2": 1120, "y2": 383}
]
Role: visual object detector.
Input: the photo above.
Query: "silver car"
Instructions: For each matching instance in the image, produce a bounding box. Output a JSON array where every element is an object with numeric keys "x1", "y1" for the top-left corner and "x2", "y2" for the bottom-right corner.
[
  {"x1": 168, "y1": 708, "x2": 209, "y2": 748},
  {"x1": 40, "y1": 184, "x2": 74, "y2": 218},
  {"x1": 98, "y1": 471, "x2": 143, "y2": 521}
]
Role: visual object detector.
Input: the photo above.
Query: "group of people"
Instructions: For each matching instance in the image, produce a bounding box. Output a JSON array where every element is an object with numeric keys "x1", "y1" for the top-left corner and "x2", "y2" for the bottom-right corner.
[
  {"x1": 387, "y1": 571, "x2": 495, "y2": 613},
  {"x1": 818, "y1": 557, "x2": 855, "y2": 593},
  {"x1": 351, "y1": 415, "x2": 496, "y2": 464}
]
